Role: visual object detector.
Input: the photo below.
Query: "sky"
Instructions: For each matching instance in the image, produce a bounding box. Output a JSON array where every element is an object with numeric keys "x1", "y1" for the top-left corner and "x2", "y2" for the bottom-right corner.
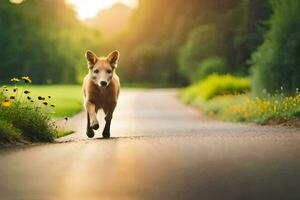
[{"x1": 66, "y1": 0, "x2": 137, "y2": 20}]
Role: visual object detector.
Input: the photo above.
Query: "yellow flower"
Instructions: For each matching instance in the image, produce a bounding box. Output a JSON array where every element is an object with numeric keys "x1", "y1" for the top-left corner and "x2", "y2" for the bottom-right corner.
[
  {"x1": 10, "y1": 96, "x2": 16, "y2": 100},
  {"x1": 13, "y1": 87, "x2": 17, "y2": 92},
  {"x1": 24, "y1": 90, "x2": 30, "y2": 94},
  {"x1": 43, "y1": 102, "x2": 48, "y2": 106},
  {"x1": 2, "y1": 100, "x2": 11, "y2": 107},
  {"x1": 22, "y1": 76, "x2": 32, "y2": 84},
  {"x1": 2, "y1": 85, "x2": 7, "y2": 89},
  {"x1": 10, "y1": 77, "x2": 20, "y2": 83}
]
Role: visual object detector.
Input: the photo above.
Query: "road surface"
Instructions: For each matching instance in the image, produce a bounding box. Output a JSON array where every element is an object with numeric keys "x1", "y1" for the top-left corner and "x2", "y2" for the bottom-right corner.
[{"x1": 0, "y1": 89, "x2": 300, "y2": 200}]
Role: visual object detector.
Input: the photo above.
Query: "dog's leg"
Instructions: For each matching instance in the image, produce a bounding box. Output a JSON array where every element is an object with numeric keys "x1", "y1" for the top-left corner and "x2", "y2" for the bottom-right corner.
[
  {"x1": 102, "y1": 103, "x2": 116, "y2": 139},
  {"x1": 86, "y1": 112, "x2": 95, "y2": 138},
  {"x1": 85, "y1": 101, "x2": 99, "y2": 130}
]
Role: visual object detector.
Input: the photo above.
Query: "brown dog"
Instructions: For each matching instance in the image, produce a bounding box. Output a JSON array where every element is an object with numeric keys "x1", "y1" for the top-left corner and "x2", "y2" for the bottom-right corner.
[{"x1": 83, "y1": 50, "x2": 120, "y2": 138}]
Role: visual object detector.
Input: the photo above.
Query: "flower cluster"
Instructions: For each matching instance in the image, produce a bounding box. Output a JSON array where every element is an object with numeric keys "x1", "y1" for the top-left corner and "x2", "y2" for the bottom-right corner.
[
  {"x1": 223, "y1": 88, "x2": 300, "y2": 123},
  {"x1": 1, "y1": 76, "x2": 55, "y2": 110}
]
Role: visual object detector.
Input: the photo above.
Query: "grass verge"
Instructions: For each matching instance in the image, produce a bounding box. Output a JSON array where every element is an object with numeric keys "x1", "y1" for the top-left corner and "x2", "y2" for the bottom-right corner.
[
  {"x1": 181, "y1": 86, "x2": 300, "y2": 127},
  {"x1": 1, "y1": 80, "x2": 82, "y2": 144}
]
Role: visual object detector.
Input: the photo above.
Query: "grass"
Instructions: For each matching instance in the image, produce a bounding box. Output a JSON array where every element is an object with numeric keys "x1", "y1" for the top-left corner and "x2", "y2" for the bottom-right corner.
[
  {"x1": 222, "y1": 90, "x2": 300, "y2": 124},
  {"x1": 180, "y1": 75, "x2": 300, "y2": 126},
  {"x1": 0, "y1": 86, "x2": 57, "y2": 143},
  {"x1": 55, "y1": 130, "x2": 75, "y2": 138},
  {"x1": 9, "y1": 85, "x2": 83, "y2": 118},
  {"x1": 19, "y1": 83, "x2": 174, "y2": 117},
  {"x1": 0, "y1": 79, "x2": 82, "y2": 143}
]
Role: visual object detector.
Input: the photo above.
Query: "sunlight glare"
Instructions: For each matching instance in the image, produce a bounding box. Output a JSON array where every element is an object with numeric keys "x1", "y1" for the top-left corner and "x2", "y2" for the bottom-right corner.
[{"x1": 66, "y1": 0, "x2": 137, "y2": 20}]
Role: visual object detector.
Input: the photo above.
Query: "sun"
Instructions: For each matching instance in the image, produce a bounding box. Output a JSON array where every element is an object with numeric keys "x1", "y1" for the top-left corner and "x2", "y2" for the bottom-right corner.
[{"x1": 66, "y1": 0, "x2": 137, "y2": 20}]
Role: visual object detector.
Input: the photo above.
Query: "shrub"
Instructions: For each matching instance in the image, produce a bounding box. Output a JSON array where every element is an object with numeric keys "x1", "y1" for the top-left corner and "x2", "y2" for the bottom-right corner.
[
  {"x1": 182, "y1": 74, "x2": 250, "y2": 101},
  {"x1": 194, "y1": 57, "x2": 229, "y2": 81},
  {"x1": 251, "y1": 0, "x2": 300, "y2": 96},
  {"x1": 0, "y1": 77, "x2": 57, "y2": 142},
  {"x1": 0, "y1": 119, "x2": 22, "y2": 142}
]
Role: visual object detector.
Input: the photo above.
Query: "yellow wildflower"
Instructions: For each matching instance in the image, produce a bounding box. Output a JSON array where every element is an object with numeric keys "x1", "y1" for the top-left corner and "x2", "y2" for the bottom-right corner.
[
  {"x1": 22, "y1": 76, "x2": 32, "y2": 84},
  {"x1": 10, "y1": 77, "x2": 20, "y2": 83},
  {"x1": 2, "y1": 100, "x2": 11, "y2": 107}
]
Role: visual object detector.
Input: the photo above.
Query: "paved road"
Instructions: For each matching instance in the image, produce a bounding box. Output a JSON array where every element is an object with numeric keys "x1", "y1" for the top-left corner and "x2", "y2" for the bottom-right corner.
[{"x1": 1, "y1": 89, "x2": 300, "y2": 200}]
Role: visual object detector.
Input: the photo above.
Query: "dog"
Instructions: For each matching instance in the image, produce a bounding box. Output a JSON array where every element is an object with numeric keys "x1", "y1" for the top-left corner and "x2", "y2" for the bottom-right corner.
[{"x1": 83, "y1": 50, "x2": 120, "y2": 138}]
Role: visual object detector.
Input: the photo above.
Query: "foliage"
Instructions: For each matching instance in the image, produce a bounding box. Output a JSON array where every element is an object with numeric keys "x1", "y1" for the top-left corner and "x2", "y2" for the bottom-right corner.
[
  {"x1": 0, "y1": 0, "x2": 102, "y2": 84},
  {"x1": 251, "y1": 0, "x2": 300, "y2": 96},
  {"x1": 122, "y1": 45, "x2": 172, "y2": 83},
  {"x1": 0, "y1": 119, "x2": 22, "y2": 142},
  {"x1": 181, "y1": 87, "x2": 300, "y2": 125},
  {"x1": 181, "y1": 74, "x2": 250, "y2": 101},
  {"x1": 233, "y1": 0, "x2": 271, "y2": 71},
  {"x1": 222, "y1": 89, "x2": 300, "y2": 123},
  {"x1": 1, "y1": 0, "x2": 273, "y2": 86},
  {"x1": 0, "y1": 77, "x2": 57, "y2": 142},
  {"x1": 178, "y1": 25, "x2": 225, "y2": 82},
  {"x1": 195, "y1": 57, "x2": 229, "y2": 81},
  {"x1": 114, "y1": 0, "x2": 270, "y2": 84}
]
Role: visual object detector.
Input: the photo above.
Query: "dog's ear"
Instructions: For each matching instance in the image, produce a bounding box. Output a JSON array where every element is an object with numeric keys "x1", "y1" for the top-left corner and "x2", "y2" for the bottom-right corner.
[
  {"x1": 107, "y1": 50, "x2": 120, "y2": 68},
  {"x1": 85, "y1": 50, "x2": 98, "y2": 69}
]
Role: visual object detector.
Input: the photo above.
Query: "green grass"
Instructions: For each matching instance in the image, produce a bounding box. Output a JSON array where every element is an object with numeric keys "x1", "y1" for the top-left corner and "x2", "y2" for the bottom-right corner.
[
  {"x1": 18, "y1": 85, "x2": 83, "y2": 118},
  {"x1": 55, "y1": 130, "x2": 75, "y2": 138},
  {"x1": 0, "y1": 99, "x2": 56, "y2": 143},
  {"x1": 0, "y1": 84, "x2": 82, "y2": 143},
  {"x1": 180, "y1": 87, "x2": 300, "y2": 126}
]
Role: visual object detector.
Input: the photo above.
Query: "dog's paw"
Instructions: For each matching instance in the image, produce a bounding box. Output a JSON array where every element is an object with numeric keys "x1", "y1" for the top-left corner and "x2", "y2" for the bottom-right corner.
[
  {"x1": 86, "y1": 129, "x2": 95, "y2": 138},
  {"x1": 90, "y1": 120, "x2": 99, "y2": 130}
]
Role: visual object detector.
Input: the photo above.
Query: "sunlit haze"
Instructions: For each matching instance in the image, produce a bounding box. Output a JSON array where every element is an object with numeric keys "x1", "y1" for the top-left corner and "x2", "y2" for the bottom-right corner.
[{"x1": 66, "y1": 0, "x2": 137, "y2": 20}]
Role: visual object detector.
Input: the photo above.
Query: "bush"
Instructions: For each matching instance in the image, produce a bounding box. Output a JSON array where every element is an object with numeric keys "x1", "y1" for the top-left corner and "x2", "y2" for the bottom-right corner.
[
  {"x1": 194, "y1": 57, "x2": 229, "y2": 81},
  {"x1": 181, "y1": 74, "x2": 250, "y2": 101},
  {"x1": 0, "y1": 102, "x2": 56, "y2": 142},
  {"x1": 0, "y1": 77, "x2": 57, "y2": 143},
  {"x1": 0, "y1": 119, "x2": 22, "y2": 142},
  {"x1": 251, "y1": 0, "x2": 300, "y2": 96}
]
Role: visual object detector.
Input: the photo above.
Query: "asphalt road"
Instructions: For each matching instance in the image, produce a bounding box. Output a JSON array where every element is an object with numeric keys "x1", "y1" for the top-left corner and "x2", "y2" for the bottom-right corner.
[{"x1": 0, "y1": 89, "x2": 300, "y2": 200}]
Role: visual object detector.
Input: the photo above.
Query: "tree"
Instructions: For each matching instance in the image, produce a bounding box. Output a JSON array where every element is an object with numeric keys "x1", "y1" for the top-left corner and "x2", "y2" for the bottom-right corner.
[{"x1": 251, "y1": 0, "x2": 300, "y2": 95}]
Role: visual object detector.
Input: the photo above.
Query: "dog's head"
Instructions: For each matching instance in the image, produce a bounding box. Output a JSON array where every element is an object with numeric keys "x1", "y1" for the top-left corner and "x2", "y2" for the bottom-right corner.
[{"x1": 85, "y1": 50, "x2": 120, "y2": 87}]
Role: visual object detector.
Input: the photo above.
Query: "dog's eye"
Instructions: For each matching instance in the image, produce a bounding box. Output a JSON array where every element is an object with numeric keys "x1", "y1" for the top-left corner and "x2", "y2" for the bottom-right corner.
[
  {"x1": 93, "y1": 69, "x2": 99, "y2": 74},
  {"x1": 107, "y1": 69, "x2": 112, "y2": 73}
]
